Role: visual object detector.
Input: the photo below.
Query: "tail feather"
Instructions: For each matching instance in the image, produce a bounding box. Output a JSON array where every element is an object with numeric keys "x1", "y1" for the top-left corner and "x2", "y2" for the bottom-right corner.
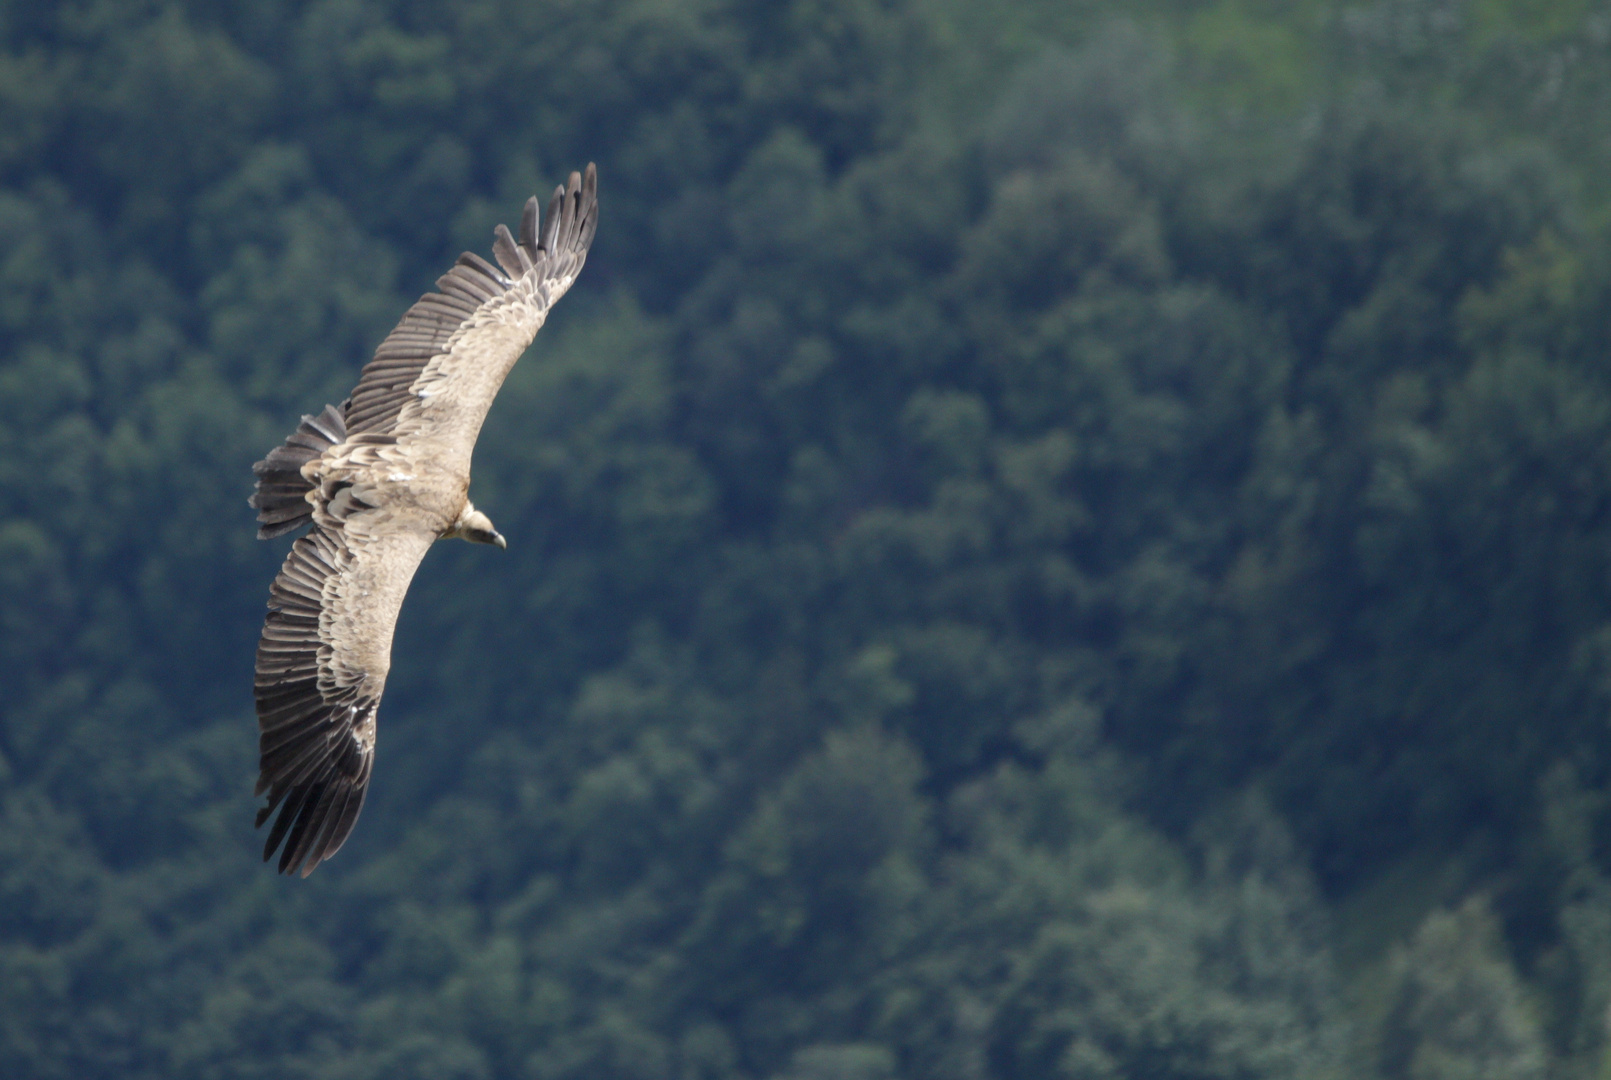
[{"x1": 249, "y1": 403, "x2": 347, "y2": 539}]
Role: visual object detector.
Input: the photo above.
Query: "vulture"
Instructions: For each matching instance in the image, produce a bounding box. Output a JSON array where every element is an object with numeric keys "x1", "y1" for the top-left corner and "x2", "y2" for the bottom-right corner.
[{"x1": 247, "y1": 165, "x2": 598, "y2": 876}]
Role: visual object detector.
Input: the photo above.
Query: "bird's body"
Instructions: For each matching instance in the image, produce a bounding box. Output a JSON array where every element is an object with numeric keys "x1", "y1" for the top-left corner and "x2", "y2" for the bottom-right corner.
[{"x1": 248, "y1": 165, "x2": 598, "y2": 876}]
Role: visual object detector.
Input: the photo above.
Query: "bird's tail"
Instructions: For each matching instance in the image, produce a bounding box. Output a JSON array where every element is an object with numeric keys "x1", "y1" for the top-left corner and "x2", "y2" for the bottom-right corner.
[{"x1": 249, "y1": 403, "x2": 347, "y2": 539}]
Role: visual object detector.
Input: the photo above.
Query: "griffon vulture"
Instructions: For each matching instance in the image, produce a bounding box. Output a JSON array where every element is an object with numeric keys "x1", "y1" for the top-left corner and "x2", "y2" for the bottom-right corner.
[{"x1": 247, "y1": 165, "x2": 598, "y2": 876}]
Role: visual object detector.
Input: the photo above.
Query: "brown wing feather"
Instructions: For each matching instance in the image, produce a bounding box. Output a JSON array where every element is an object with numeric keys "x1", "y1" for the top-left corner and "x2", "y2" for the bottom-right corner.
[
  {"x1": 254, "y1": 520, "x2": 432, "y2": 876},
  {"x1": 342, "y1": 164, "x2": 598, "y2": 451},
  {"x1": 248, "y1": 404, "x2": 348, "y2": 539},
  {"x1": 255, "y1": 527, "x2": 372, "y2": 875},
  {"x1": 342, "y1": 255, "x2": 508, "y2": 437},
  {"x1": 343, "y1": 164, "x2": 598, "y2": 441}
]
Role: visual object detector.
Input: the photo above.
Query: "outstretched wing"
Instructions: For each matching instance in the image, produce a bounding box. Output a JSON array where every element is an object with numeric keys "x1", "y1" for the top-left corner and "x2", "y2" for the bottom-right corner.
[
  {"x1": 343, "y1": 163, "x2": 599, "y2": 476},
  {"x1": 254, "y1": 518, "x2": 433, "y2": 876}
]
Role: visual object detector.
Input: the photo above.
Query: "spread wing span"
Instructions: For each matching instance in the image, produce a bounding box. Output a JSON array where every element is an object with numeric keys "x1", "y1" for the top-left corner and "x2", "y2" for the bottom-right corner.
[{"x1": 250, "y1": 165, "x2": 598, "y2": 876}]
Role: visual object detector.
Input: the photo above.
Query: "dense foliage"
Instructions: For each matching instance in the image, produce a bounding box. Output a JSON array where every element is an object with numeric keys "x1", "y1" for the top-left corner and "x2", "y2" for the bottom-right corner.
[{"x1": 4, "y1": 0, "x2": 1611, "y2": 1077}]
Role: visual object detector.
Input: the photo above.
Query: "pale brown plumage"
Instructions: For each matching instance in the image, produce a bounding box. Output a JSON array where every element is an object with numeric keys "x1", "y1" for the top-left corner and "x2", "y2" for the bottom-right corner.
[{"x1": 248, "y1": 165, "x2": 598, "y2": 876}]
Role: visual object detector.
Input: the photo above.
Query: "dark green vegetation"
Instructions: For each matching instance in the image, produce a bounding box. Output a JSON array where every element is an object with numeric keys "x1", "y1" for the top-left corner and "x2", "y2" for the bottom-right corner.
[{"x1": 4, "y1": 0, "x2": 1611, "y2": 1076}]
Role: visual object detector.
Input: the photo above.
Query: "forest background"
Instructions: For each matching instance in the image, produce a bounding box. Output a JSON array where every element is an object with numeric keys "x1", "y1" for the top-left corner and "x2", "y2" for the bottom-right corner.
[{"x1": 4, "y1": 0, "x2": 1611, "y2": 1077}]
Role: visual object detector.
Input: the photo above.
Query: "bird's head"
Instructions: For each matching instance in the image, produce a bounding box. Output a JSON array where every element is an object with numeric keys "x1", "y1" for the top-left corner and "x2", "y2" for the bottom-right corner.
[{"x1": 448, "y1": 503, "x2": 506, "y2": 549}]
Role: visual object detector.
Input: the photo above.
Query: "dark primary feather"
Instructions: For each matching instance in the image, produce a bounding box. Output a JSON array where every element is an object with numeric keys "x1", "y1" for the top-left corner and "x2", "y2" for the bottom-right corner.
[
  {"x1": 492, "y1": 223, "x2": 528, "y2": 278},
  {"x1": 520, "y1": 193, "x2": 539, "y2": 250},
  {"x1": 253, "y1": 527, "x2": 375, "y2": 877}
]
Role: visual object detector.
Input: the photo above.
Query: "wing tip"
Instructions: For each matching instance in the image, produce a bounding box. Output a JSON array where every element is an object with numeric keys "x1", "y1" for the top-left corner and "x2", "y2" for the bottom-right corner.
[
  {"x1": 257, "y1": 769, "x2": 370, "y2": 878},
  {"x1": 503, "y1": 164, "x2": 600, "y2": 266}
]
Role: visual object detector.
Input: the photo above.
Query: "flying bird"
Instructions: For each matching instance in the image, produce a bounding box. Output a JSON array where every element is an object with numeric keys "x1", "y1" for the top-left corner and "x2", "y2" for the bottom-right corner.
[{"x1": 247, "y1": 165, "x2": 598, "y2": 876}]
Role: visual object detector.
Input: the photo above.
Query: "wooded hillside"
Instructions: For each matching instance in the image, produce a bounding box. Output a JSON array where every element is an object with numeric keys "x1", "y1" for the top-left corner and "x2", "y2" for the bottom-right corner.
[{"x1": 3, "y1": 1, "x2": 1611, "y2": 1077}]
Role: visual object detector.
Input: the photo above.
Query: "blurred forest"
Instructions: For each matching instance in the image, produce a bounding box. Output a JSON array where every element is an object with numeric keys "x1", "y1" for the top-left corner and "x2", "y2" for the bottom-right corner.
[{"x1": 4, "y1": 0, "x2": 1611, "y2": 1076}]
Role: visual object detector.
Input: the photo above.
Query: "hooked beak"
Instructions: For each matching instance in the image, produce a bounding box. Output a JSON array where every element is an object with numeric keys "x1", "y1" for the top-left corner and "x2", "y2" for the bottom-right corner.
[{"x1": 492, "y1": 531, "x2": 507, "y2": 550}]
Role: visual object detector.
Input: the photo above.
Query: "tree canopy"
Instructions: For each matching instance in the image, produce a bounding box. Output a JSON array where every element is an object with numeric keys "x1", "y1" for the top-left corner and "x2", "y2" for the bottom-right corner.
[{"x1": 4, "y1": 1, "x2": 1611, "y2": 1077}]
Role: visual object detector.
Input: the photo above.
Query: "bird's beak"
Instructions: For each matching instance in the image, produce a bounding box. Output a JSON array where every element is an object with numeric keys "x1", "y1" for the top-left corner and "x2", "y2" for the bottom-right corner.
[{"x1": 493, "y1": 531, "x2": 507, "y2": 550}]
